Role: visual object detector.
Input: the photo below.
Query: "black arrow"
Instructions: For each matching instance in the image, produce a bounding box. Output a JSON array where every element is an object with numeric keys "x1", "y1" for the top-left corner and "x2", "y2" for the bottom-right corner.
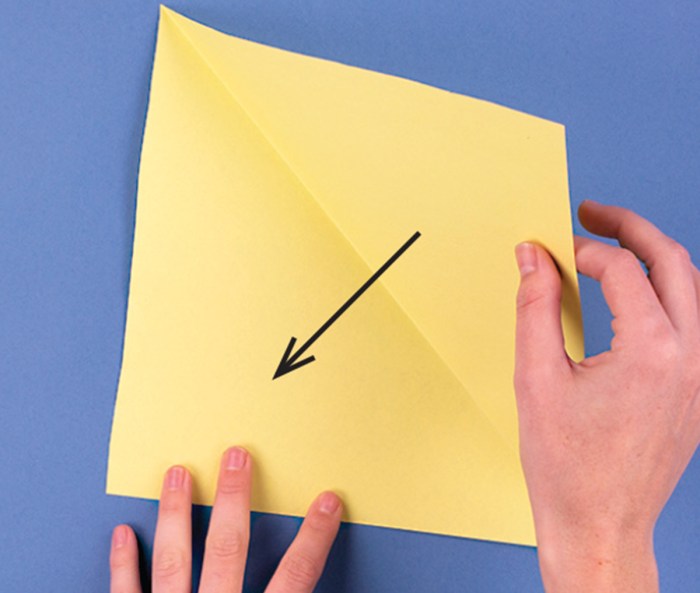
[{"x1": 273, "y1": 231, "x2": 421, "y2": 379}]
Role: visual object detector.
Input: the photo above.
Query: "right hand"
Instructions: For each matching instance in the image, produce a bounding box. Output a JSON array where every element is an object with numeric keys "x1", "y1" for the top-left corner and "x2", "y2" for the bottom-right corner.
[{"x1": 514, "y1": 200, "x2": 700, "y2": 593}]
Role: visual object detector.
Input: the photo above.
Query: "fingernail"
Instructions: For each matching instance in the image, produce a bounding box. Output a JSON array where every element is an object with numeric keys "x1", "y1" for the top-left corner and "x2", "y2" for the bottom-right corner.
[
  {"x1": 515, "y1": 242, "x2": 537, "y2": 276},
  {"x1": 318, "y1": 491, "x2": 340, "y2": 515},
  {"x1": 167, "y1": 466, "x2": 185, "y2": 490},
  {"x1": 113, "y1": 525, "x2": 128, "y2": 548},
  {"x1": 225, "y1": 447, "x2": 248, "y2": 471}
]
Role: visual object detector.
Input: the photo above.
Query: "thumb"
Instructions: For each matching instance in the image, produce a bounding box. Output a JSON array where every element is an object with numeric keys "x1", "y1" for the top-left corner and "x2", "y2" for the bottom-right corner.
[{"x1": 514, "y1": 242, "x2": 569, "y2": 393}]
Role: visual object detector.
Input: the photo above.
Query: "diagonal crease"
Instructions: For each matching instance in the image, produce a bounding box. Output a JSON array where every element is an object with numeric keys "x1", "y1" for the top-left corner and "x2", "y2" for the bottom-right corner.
[{"x1": 163, "y1": 8, "x2": 515, "y2": 455}]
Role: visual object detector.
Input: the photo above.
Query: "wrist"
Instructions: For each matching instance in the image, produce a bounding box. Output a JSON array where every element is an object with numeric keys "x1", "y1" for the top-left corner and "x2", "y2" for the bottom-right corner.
[{"x1": 536, "y1": 521, "x2": 658, "y2": 593}]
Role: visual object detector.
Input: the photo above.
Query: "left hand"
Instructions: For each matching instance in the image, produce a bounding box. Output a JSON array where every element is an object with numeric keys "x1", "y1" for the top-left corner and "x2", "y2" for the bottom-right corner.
[{"x1": 109, "y1": 447, "x2": 343, "y2": 593}]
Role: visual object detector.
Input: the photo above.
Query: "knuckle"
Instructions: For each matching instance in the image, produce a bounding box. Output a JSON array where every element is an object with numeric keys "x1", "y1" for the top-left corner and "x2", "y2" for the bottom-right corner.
[
  {"x1": 514, "y1": 365, "x2": 557, "y2": 402},
  {"x1": 206, "y1": 530, "x2": 247, "y2": 561},
  {"x1": 159, "y1": 494, "x2": 188, "y2": 515},
  {"x1": 282, "y1": 553, "x2": 322, "y2": 588},
  {"x1": 636, "y1": 314, "x2": 670, "y2": 339},
  {"x1": 656, "y1": 330, "x2": 680, "y2": 358},
  {"x1": 690, "y1": 340, "x2": 700, "y2": 378},
  {"x1": 109, "y1": 548, "x2": 132, "y2": 572},
  {"x1": 217, "y1": 475, "x2": 248, "y2": 496},
  {"x1": 513, "y1": 368, "x2": 539, "y2": 398},
  {"x1": 516, "y1": 283, "x2": 548, "y2": 313},
  {"x1": 645, "y1": 332, "x2": 681, "y2": 371},
  {"x1": 110, "y1": 582, "x2": 137, "y2": 593},
  {"x1": 665, "y1": 242, "x2": 691, "y2": 266},
  {"x1": 612, "y1": 248, "x2": 640, "y2": 273},
  {"x1": 153, "y1": 547, "x2": 187, "y2": 580}
]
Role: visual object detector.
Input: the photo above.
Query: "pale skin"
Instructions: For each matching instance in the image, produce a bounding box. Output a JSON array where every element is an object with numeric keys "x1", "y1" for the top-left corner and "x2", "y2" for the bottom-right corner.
[
  {"x1": 111, "y1": 200, "x2": 700, "y2": 592},
  {"x1": 515, "y1": 200, "x2": 700, "y2": 592},
  {"x1": 110, "y1": 449, "x2": 342, "y2": 593}
]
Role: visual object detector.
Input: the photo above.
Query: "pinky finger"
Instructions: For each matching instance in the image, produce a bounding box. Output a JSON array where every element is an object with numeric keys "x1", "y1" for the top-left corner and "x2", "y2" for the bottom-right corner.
[{"x1": 110, "y1": 524, "x2": 142, "y2": 593}]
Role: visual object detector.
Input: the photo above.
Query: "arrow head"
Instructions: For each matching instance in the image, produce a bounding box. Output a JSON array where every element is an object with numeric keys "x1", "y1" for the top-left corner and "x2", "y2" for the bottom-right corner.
[{"x1": 273, "y1": 336, "x2": 316, "y2": 380}]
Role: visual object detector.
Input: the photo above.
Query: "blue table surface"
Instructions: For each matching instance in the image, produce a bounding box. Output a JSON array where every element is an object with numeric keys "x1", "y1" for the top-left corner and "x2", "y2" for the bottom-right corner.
[{"x1": 1, "y1": 1, "x2": 699, "y2": 591}]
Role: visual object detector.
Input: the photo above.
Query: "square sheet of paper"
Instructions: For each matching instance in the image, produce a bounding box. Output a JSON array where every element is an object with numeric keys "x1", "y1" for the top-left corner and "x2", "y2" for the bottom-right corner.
[{"x1": 107, "y1": 6, "x2": 583, "y2": 546}]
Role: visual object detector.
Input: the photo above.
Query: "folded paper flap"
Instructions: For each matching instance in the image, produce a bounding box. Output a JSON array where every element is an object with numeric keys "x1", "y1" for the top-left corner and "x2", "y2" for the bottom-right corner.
[{"x1": 161, "y1": 7, "x2": 581, "y2": 447}]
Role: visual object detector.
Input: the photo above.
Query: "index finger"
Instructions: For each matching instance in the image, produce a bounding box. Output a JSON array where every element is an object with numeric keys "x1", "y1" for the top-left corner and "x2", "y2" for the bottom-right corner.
[
  {"x1": 579, "y1": 200, "x2": 699, "y2": 332},
  {"x1": 573, "y1": 235, "x2": 670, "y2": 346}
]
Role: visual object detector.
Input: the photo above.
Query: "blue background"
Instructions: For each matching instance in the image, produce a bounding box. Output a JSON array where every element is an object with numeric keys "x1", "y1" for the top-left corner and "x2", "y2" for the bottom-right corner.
[{"x1": 1, "y1": 1, "x2": 699, "y2": 591}]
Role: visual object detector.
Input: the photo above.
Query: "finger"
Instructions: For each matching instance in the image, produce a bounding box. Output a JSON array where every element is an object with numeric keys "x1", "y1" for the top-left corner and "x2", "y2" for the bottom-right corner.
[
  {"x1": 199, "y1": 447, "x2": 251, "y2": 593},
  {"x1": 579, "y1": 200, "x2": 699, "y2": 332},
  {"x1": 696, "y1": 269, "x2": 700, "y2": 321},
  {"x1": 153, "y1": 466, "x2": 192, "y2": 593},
  {"x1": 574, "y1": 235, "x2": 671, "y2": 345},
  {"x1": 110, "y1": 525, "x2": 142, "y2": 593},
  {"x1": 513, "y1": 242, "x2": 570, "y2": 395},
  {"x1": 265, "y1": 492, "x2": 342, "y2": 593}
]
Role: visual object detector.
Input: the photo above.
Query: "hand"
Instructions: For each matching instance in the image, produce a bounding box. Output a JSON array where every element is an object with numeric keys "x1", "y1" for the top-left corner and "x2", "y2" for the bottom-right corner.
[
  {"x1": 110, "y1": 447, "x2": 342, "y2": 593},
  {"x1": 514, "y1": 201, "x2": 700, "y2": 593}
]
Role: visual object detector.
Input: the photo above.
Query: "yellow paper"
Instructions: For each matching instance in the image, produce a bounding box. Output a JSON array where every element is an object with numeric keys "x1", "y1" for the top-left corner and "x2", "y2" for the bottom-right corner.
[{"x1": 107, "y1": 5, "x2": 583, "y2": 546}]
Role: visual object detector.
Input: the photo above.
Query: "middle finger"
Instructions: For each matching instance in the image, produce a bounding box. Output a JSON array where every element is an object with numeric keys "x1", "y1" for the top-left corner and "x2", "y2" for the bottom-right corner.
[
  {"x1": 153, "y1": 466, "x2": 193, "y2": 593},
  {"x1": 199, "y1": 447, "x2": 252, "y2": 593}
]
